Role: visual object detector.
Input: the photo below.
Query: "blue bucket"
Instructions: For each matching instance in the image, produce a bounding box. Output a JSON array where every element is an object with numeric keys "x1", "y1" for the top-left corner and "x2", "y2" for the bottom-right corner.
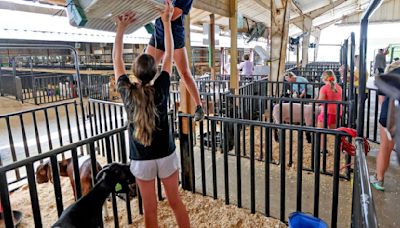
[{"x1": 288, "y1": 212, "x2": 328, "y2": 228}]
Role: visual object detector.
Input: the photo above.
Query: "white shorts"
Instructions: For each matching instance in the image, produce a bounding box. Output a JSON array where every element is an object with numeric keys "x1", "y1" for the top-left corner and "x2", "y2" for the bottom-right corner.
[{"x1": 130, "y1": 152, "x2": 180, "y2": 181}]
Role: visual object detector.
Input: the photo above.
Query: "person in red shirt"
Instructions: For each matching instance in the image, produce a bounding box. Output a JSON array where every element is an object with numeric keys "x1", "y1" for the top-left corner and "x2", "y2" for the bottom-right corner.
[{"x1": 317, "y1": 70, "x2": 343, "y2": 129}]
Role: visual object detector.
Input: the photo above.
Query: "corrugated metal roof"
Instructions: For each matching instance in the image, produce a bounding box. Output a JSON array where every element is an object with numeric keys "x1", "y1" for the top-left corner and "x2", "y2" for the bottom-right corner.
[
  {"x1": 3, "y1": 0, "x2": 400, "y2": 36},
  {"x1": 340, "y1": 0, "x2": 400, "y2": 24}
]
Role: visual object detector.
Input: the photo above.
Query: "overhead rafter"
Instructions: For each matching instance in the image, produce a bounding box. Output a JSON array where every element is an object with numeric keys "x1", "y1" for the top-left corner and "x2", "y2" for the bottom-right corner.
[
  {"x1": 290, "y1": 0, "x2": 348, "y2": 25},
  {"x1": 193, "y1": 0, "x2": 230, "y2": 17},
  {"x1": 290, "y1": 0, "x2": 304, "y2": 17},
  {"x1": 252, "y1": 0, "x2": 271, "y2": 10},
  {"x1": 292, "y1": 10, "x2": 360, "y2": 37}
]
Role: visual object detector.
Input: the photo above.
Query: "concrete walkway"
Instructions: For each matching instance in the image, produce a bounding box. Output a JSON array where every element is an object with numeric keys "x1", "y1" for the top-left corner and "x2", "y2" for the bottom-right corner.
[{"x1": 368, "y1": 149, "x2": 400, "y2": 227}]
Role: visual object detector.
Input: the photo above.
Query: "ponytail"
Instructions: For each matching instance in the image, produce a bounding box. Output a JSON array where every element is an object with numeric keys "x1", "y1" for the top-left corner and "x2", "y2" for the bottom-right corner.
[
  {"x1": 330, "y1": 80, "x2": 337, "y2": 93},
  {"x1": 129, "y1": 84, "x2": 158, "y2": 146},
  {"x1": 323, "y1": 70, "x2": 337, "y2": 93}
]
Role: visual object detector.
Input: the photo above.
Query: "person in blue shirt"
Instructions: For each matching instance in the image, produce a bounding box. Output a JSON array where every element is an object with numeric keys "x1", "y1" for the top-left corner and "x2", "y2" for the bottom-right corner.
[
  {"x1": 285, "y1": 72, "x2": 314, "y2": 98},
  {"x1": 147, "y1": 0, "x2": 204, "y2": 121}
]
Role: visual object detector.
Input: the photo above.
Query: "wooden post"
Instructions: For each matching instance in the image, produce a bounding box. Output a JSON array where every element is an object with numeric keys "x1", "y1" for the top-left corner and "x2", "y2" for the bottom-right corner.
[
  {"x1": 209, "y1": 14, "x2": 216, "y2": 80},
  {"x1": 269, "y1": 0, "x2": 290, "y2": 96},
  {"x1": 313, "y1": 29, "x2": 321, "y2": 62},
  {"x1": 180, "y1": 13, "x2": 195, "y2": 191},
  {"x1": 301, "y1": 16, "x2": 312, "y2": 66},
  {"x1": 229, "y1": 0, "x2": 238, "y2": 94}
]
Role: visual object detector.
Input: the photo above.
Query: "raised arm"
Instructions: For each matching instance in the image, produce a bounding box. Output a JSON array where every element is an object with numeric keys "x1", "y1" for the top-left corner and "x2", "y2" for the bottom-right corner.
[
  {"x1": 113, "y1": 12, "x2": 136, "y2": 81},
  {"x1": 161, "y1": 0, "x2": 174, "y2": 75}
]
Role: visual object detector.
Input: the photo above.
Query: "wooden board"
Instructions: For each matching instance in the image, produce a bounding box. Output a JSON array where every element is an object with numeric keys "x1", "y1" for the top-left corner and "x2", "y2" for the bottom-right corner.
[{"x1": 73, "y1": 0, "x2": 164, "y2": 33}]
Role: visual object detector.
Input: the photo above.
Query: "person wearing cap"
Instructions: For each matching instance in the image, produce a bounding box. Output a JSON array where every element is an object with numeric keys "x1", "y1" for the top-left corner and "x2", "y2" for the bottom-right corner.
[
  {"x1": 285, "y1": 72, "x2": 314, "y2": 98},
  {"x1": 370, "y1": 61, "x2": 400, "y2": 191}
]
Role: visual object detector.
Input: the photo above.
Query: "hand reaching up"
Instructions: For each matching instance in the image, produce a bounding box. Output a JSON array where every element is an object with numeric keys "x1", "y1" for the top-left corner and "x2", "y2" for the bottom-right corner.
[
  {"x1": 160, "y1": 0, "x2": 174, "y2": 23},
  {"x1": 116, "y1": 12, "x2": 136, "y2": 31}
]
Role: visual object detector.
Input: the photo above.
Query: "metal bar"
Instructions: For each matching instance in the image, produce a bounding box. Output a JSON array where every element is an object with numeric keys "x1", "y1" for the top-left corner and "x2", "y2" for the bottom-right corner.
[
  {"x1": 296, "y1": 130, "x2": 303, "y2": 212},
  {"x1": 65, "y1": 104, "x2": 73, "y2": 144},
  {"x1": 279, "y1": 129, "x2": 286, "y2": 222},
  {"x1": 250, "y1": 125, "x2": 255, "y2": 214},
  {"x1": 265, "y1": 127, "x2": 270, "y2": 216},
  {"x1": 5, "y1": 116, "x2": 20, "y2": 179},
  {"x1": 19, "y1": 114, "x2": 30, "y2": 158},
  {"x1": 71, "y1": 148, "x2": 82, "y2": 199},
  {"x1": 313, "y1": 132, "x2": 321, "y2": 217},
  {"x1": 200, "y1": 121, "x2": 206, "y2": 195},
  {"x1": 331, "y1": 135, "x2": 341, "y2": 228},
  {"x1": 234, "y1": 123, "x2": 242, "y2": 208},
  {"x1": 74, "y1": 101, "x2": 83, "y2": 142},
  {"x1": 0, "y1": 172, "x2": 13, "y2": 227},
  {"x1": 54, "y1": 106, "x2": 63, "y2": 147},
  {"x1": 44, "y1": 109, "x2": 53, "y2": 150},
  {"x1": 50, "y1": 155, "x2": 64, "y2": 217},
  {"x1": 31, "y1": 111, "x2": 43, "y2": 157},
  {"x1": 373, "y1": 92, "x2": 379, "y2": 142},
  {"x1": 211, "y1": 120, "x2": 217, "y2": 199},
  {"x1": 89, "y1": 142, "x2": 98, "y2": 185},
  {"x1": 223, "y1": 122, "x2": 229, "y2": 204},
  {"x1": 289, "y1": 101, "x2": 293, "y2": 166},
  {"x1": 366, "y1": 92, "x2": 371, "y2": 138},
  {"x1": 26, "y1": 162, "x2": 42, "y2": 227},
  {"x1": 188, "y1": 117, "x2": 195, "y2": 193},
  {"x1": 357, "y1": 0, "x2": 383, "y2": 136}
]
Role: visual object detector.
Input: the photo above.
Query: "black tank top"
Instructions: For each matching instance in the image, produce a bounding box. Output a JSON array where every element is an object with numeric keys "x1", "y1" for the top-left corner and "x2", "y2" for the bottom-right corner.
[{"x1": 117, "y1": 71, "x2": 175, "y2": 160}]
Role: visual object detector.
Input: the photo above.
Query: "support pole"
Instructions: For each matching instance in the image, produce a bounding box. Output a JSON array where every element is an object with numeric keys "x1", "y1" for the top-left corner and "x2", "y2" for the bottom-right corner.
[
  {"x1": 180, "y1": 13, "x2": 195, "y2": 191},
  {"x1": 229, "y1": 0, "x2": 238, "y2": 94},
  {"x1": 357, "y1": 0, "x2": 382, "y2": 137},
  {"x1": 301, "y1": 16, "x2": 312, "y2": 67},
  {"x1": 270, "y1": 0, "x2": 290, "y2": 96},
  {"x1": 209, "y1": 14, "x2": 216, "y2": 80},
  {"x1": 313, "y1": 29, "x2": 321, "y2": 62}
]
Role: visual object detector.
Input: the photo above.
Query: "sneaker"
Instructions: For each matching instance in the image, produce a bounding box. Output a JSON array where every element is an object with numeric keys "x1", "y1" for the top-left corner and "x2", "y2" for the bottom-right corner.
[
  {"x1": 370, "y1": 174, "x2": 385, "y2": 191},
  {"x1": 194, "y1": 105, "x2": 204, "y2": 121}
]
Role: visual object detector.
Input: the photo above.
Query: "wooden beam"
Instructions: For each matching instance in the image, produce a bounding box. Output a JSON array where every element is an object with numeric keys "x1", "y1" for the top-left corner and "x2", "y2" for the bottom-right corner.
[
  {"x1": 313, "y1": 28, "x2": 321, "y2": 62},
  {"x1": 39, "y1": 0, "x2": 66, "y2": 6},
  {"x1": 270, "y1": 0, "x2": 290, "y2": 95},
  {"x1": 229, "y1": 0, "x2": 239, "y2": 94},
  {"x1": 301, "y1": 16, "x2": 312, "y2": 66},
  {"x1": 180, "y1": 14, "x2": 195, "y2": 133},
  {"x1": 290, "y1": 0, "x2": 347, "y2": 24},
  {"x1": 252, "y1": 0, "x2": 271, "y2": 10},
  {"x1": 290, "y1": 0, "x2": 303, "y2": 16},
  {"x1": 209, "y1": 14, "x2": 216, "y2": 80},
  {"x1": 180, "y1": 13, "x2": 195, "y2": 191},
  {"x1": 193, "y1": 0, "x2": 230, "y2": 17}
]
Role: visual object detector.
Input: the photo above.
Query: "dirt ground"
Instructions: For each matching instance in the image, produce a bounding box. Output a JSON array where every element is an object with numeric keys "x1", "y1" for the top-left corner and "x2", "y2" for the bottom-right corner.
[
  {"x1": 4, "y1": 179, "x2": 286, "y2": 228},
  {"x1": 199, "y1": 121, "x2": 351, "y2": 175},
  {"x1": 2, "y1": 154, "x2": 286, "y2": 228}
]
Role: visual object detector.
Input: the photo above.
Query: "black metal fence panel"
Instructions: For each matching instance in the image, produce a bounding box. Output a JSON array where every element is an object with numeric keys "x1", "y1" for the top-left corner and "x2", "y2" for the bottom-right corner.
[{"x1": 179, "y1": 115, "x2": 350, "y2": 227}]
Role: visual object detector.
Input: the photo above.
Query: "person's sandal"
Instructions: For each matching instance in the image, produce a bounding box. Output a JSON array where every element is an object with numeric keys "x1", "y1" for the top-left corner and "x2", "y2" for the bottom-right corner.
[
  {"x1": 370, "y1": 174, "x2": 385, "y2": 191},
  {"x1": 194, "y1": 105, "x2": 204, "y2": 121}
]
